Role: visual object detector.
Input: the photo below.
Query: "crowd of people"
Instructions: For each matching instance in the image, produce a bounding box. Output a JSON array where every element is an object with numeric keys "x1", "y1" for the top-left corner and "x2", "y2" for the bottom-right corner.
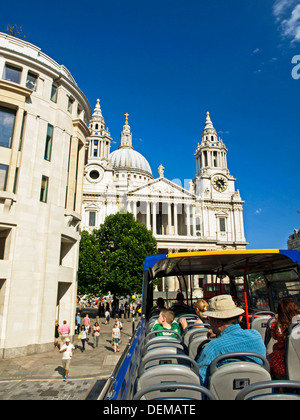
[{"x1": 54, "y1": 306, "x2": 130, "y2": 380}]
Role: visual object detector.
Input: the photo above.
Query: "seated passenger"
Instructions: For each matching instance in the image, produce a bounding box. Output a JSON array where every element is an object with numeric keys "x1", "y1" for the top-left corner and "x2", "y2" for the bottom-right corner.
[
  {"x1": 149, "y1": 298, "x2": 166, "y2": 318},
  {"x1": 269, "y1": 298, "x2": 299, "y2": 379},
  {"x1": 196, "y1": 295, "x2": 266, "y2": 385},
  {"x1": 181, "y1": 299, "x2": 209, "y2": 331},
  {"x1": 153, "y1": 309, "x2": 181, "y2": 338}
]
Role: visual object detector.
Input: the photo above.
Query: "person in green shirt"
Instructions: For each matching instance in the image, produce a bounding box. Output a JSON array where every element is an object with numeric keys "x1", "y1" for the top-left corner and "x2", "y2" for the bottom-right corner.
[{"x1": 153, "y1": 309, "x2": 181, "y2": 338}]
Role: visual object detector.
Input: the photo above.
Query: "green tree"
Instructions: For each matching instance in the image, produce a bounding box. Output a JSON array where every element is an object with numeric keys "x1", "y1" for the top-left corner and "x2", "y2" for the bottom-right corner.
[
  {"x1": 78, "y1": 212, "x2": 157, "y2": 299},
  {"x1": 78, "y1": 230, "x2": 102, "y2": 295}
]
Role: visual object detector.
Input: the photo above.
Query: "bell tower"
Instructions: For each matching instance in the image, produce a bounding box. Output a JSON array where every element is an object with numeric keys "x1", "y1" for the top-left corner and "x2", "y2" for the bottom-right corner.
[
  {"x1": 87, "y1": 99, "x2": 112, "y2": 163},
  {"x1": 195, "y1": 112, "x2": 228, "y2": 177},
  {"x1": 193, "y1": 112, "x2": 247, "y2": 249}
]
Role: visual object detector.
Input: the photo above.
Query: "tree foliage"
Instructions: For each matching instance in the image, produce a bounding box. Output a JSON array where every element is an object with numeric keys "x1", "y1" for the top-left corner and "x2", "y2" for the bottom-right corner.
[{"x1": 78, "y1": 212, "x2": 157, "y2": 298}]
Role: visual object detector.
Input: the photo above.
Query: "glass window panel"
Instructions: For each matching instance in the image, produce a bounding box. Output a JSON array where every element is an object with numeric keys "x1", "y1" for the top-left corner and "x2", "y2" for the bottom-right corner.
[
  {"x1": 40, "y1": 175, "x2": 49, "y2": 203},
  {"x1": 219, "y1": 218, "x2": 226, "y2": 232},
  {"x1": 0, "y1": 164, "x2": 8, "y2": 191},
  {"x1": 26, "y1": 72, "x2": 37, "y2": 90},
  {"x1": 3, "y1": 64, "x2": 21, "y2": 84},
  {"x1": 44, "y1": 124, "x2": 53, "y2": 161},
  {"x1": 68, "y1": 97, "x2": 74, "y2": 113},
  {"x1": 0, "y1": 107, "x2": 16, "y2": 148},
  {"x1": 50, "y1": 84, "x2": 58, "y2": 103},
  {"x1": 89, "y1": 211, "x2": 96, "y2": 227}
]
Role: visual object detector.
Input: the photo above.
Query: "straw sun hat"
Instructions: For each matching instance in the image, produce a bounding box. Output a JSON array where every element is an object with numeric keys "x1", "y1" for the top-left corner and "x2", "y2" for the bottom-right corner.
[{"x1": 205, "y1": 295, "x2": 244, "y2": 319}]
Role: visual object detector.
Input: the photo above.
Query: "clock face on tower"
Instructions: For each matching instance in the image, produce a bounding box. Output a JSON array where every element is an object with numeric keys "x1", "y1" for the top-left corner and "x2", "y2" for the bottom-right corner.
[{"x1": 212, "y1": 176, "x2": 228, "y2": 192}]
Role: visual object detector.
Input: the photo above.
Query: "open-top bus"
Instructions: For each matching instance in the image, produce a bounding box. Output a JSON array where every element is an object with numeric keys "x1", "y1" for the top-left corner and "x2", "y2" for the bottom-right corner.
[{"x1": 99, "y1": 249, "x2": 300, "y2": 400}]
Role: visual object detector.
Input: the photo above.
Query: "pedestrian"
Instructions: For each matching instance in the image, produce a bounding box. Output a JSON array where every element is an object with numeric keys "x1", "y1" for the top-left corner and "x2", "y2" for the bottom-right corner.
[
  {"x1": 80, "y1": 325, "x2": 88, "y2": 352},
  {"x1": 115, "y1": 318, "x2": 123, "y2": 343},
  {"x1": 92, "y1": 322, "x2": 101, "y2": 348},
  {"x1": 112, "y1": 323, "x2": 120, "y2": 353},
  {"x1": 59, "y1": 320, "x2": 70, "y2": 346},
  {"x1": 75, "y1": 312, "x2": 81, "y2": 334},
  {"x1": 54, "y1": 321, "x2": 60, "y2": 349},
  {"x1": 115, "y1": 317, "x2": 123, "y2": 331},
  {"x1": 120, "y1": 304, "x2": 125, "y2": 319},
  {"x1": 105, "y1": 310, "x2": 110, "y2": 325},
  {"x1": 59, "y1": 337, "x2": 75, "y2": 381},
  {"x1": 83, "y1": 314, "x2": 90, "y2": 336}
]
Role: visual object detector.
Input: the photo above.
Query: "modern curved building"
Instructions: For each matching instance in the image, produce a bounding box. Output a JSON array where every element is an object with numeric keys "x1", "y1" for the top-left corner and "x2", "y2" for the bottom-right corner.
[{"x1": 0, "y1": 32, "x2": 91, "y2": 358}]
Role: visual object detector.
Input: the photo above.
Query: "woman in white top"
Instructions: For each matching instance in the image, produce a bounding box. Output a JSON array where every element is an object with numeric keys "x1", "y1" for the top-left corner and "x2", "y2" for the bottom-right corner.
[
  {"x1": 112, "y1": 323, "x2": 120, "y2": 353},
  {"x1": 80, "y1": 325, "x2": 87, "y2": 352}
]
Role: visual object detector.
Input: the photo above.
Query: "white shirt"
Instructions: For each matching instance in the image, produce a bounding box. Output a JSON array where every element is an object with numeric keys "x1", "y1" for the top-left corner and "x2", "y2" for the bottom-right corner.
[{"x1": 61, "y1": 343, "x2": 75, "y2": 359}]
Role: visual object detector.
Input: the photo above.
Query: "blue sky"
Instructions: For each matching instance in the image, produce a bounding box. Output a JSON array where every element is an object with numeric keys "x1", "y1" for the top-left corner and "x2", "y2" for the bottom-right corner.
[{"x1": 1, "y1": 0, "x2": 300, "y2": 249}]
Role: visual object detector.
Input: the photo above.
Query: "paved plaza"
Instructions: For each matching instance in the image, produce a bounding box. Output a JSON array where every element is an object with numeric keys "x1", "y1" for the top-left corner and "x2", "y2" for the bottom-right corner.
[{"x1": 0, "y1": 316, "x2": 134, "y2": 400}]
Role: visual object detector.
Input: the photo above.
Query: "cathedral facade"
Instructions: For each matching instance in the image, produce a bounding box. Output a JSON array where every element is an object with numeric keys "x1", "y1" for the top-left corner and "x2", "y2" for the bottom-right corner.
[{"x1": 82, "y1": 101, "x2": 248, "y2": 292}]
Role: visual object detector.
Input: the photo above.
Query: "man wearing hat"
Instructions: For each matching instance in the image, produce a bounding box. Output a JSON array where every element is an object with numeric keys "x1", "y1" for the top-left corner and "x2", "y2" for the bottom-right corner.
[
  {"x1": 59, "y1": 337, "x2": 75, "y2": 381},
  {"x1": 196, "y1": 295, "x2": 266, "y2": 385}
]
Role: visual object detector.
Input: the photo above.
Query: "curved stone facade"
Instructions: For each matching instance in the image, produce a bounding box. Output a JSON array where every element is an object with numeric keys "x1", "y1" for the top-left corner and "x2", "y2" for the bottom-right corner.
[{"x1": 0, "y1": 33, "x2": 91, "y2": 358}]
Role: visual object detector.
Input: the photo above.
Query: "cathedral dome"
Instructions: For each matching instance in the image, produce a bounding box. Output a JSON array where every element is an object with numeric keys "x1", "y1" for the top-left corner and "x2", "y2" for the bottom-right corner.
[
  {"x1": 109, "y1": 113, "x2": 153, "y2": 178},
  {"x1": 110, "y1": 147, "x2": 153, "y2": 177}
]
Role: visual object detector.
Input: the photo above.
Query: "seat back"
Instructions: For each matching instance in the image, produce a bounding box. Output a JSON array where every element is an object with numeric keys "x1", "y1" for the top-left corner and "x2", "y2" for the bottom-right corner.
[
  {"x1": 286, "y1": 323, "x2": 300, "y2": 380},
  {"x1": 133, "y1": 383, "x2": 216, "y2": 400},
  {"x1": 140, "y1": 347, "x2": 186, "y2": 372},
  {"x1": 208, "y1": 352, "x2": 271, "y2": 400},
  {"x1": 138, "y1": 353, "x2": 199, "y2": 377},
  {"x1": 135, "y1": 363, "x2": 201, "y2": 400},
  {"x1": 250, "y1": 311, "x2": 275, "y2": 342},
  {"x1": 189, "y1": 334, "x2": 211, "y2": 360},
  {"x1": 182, "y1": 325, "x2": 210, "y2": 347},
  {"x1": 236, "y1": 380, "x2": 300, "y2": 400},
  {"x1": 264, "y1": 317, "x2": 276, "y2": 356},
  {"x1": 144, "y1": 329, "x2": 181, "y2": 343},
  {"x1": 176, "y1": 313, "x2": 199, "y2": 324},
  {"x1": 143, "y1": 337, "x2": 185, "y2": 356}
]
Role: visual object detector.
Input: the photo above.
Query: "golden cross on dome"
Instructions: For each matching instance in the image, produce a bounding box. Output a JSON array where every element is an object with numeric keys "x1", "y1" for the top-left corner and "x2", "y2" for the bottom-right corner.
[{"x1": 124, "y1": 112, "x2": 129, "y2": 125}]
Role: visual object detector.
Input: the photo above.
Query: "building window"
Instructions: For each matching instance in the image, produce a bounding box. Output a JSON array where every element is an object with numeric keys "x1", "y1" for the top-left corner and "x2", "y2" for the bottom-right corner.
[
  {"x1": 0, "y1": 107, "x2": 16, "y2": 148},
  {"x1": 60, "y1": 235, "x2": 75, "y2": 267},
  {"x1": 3, "y1": 64, "x2": 21, "y2": 84},
  {"x1": 67, "y1": 97, "x2": 74, "y2": 113},
  {"x1": 89, "y1": 211, "x2": 96, "y2": 227},
  {"x1": 26, "y1": 71, "x2": 38, "y2": 90},
  {"x1": 0, "y1": 164, "x2": 8, "y2": 191},
  {"x1": 219, "y1": 218, "x2": 226, "y2": 232},
  {"x1": 44, "y1": 124, "x2": 54, "y2": 161},
  {"x1": 50, "y1": 84, "x2": 58, "y2": 103},
  {"x1": 13, "y1": 167, "x2": 19, "y2": 194},
  {"x1": 0, "y1": 228, "x2": 11, "y2": 260},
  {"x1": 40, "y1": 175, "x2": 49, "y2": 203},
  {"x1": 18, "y1": 111, "x2": 27, "y2": 151}
]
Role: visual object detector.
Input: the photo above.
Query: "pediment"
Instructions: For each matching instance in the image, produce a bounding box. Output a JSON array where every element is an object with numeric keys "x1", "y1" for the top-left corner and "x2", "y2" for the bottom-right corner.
[
  {"x1": 84, "y1": 203, "x2": 101, "y2": 211},
  {"x1": 128, "y1": 177, "x2": 196, "y2": 200}
]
